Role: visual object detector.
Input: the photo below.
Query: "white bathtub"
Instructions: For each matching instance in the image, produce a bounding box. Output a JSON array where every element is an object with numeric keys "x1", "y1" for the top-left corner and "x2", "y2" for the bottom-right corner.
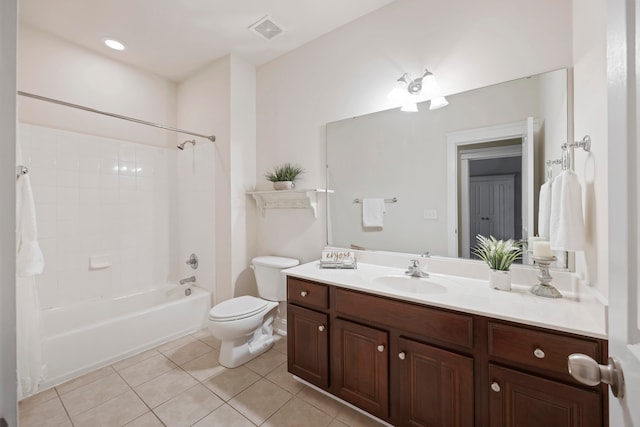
[{"x1": 40, "y1": 284, "x2": 211, "y2": 389}]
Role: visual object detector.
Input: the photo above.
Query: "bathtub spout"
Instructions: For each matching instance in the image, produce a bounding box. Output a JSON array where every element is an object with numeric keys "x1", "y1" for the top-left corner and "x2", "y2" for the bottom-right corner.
[{"x1": 180, "y1": 275, "x2": 196, "y2": 285}]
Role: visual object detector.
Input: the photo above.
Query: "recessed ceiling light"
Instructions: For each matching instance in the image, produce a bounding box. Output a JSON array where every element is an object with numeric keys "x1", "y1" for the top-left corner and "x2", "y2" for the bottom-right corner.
[{"x1": 104, "y1": 38, "x2": 125, "y2": 51}]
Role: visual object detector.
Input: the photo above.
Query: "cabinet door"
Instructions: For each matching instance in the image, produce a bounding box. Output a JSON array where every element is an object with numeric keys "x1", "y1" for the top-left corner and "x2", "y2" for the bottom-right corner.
[
  {"x1": 398, "y1": 337, "x2": 474, "y2": 427},
  {"x1": 488, "y1": 364, "x2": 602, "y2": 427},
  {"x1": 332, "y1": 318, "x2": 389, "y2": 419},
  {"x1": 287, "y1": 304, "x2": 329, "y2": 388}
]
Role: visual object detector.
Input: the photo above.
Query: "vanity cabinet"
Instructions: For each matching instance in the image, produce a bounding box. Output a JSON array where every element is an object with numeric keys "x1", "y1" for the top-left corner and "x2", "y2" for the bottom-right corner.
[
  {"x1": 287, "y1": 278, "x2": 330, "y2": 388},
  {"x1": 332, "y1": 318, "x2": 389, "y2": 419},
  {"x1": 286, "y1": 277, "x2": 608, "y2": 427}
]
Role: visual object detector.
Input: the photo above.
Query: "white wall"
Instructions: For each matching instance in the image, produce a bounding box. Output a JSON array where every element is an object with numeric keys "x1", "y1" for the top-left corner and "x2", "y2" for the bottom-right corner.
[
  {"x1": 573, "y1": 0, "x2": 608, "y2": 297},
  {"x1": 257, "y1": 0, "x2": 573, "y2": 263},
  {"x1": 0, "y1": 0, "x2": 18, "y2": 422},
  {"x1": 18, "y1": 25, "x2": 177, "y2": 148},
  {"x1": 176, "y1": 54, "x2": 257, "y2": 304},
  {"x1": 20, "y1": 124, "x2": 173, "y2": 309}
]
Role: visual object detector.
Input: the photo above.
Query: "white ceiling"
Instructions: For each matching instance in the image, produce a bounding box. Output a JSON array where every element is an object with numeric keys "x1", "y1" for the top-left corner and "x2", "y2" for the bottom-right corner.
[{"x1": 18, "y1": 0, "x2": 397, "y2": 82}]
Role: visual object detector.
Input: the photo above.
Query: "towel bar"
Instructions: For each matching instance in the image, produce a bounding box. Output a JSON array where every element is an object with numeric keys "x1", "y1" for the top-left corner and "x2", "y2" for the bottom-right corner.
[{"x1": 353, "y1": 197, "x2": 398, "y2": 204}]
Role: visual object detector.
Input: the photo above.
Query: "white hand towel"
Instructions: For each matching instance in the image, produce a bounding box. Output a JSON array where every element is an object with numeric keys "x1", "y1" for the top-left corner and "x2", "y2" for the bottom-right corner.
[
  {"x1": 16, "y1": 145, "x2": 45, "y2": 277},
  {"x1": 362, "y1": 198, "x2": 385, "y2": 227},
  {"x1": 537, "y1": 179, "x2": 552, "y2": 240},
  {"x1": 549, "y1": 170, "x2": 585, "y2": 251}
]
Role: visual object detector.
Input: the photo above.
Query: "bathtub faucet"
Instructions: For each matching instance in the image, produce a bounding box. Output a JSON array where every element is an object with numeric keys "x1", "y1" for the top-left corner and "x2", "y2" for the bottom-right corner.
[{"x1": 180, "y1": 275, "x2": 196, "y2": 285}]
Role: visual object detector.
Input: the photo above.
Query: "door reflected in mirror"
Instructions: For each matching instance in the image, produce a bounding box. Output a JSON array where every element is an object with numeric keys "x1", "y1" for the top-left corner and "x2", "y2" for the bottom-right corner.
[{"x1": 326, "y1": 68, "x2": 568, "y2": 267}]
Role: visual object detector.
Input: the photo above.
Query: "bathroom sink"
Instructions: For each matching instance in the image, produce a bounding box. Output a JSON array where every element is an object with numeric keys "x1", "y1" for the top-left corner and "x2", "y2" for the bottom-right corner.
[{"x1": 371, "y1": 274, "x2": 448, "y2": 295}]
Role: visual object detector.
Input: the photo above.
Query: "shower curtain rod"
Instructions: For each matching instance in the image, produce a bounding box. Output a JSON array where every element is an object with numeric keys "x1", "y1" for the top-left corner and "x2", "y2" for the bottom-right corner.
[{"x1": 17, "y1": 91, "x2": 216, "y2": 142}]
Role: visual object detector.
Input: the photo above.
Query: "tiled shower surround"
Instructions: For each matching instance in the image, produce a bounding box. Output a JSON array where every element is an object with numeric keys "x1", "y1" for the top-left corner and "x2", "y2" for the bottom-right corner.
[{"x1": 19, "y1": 123, "x2": 172, "y2": 309}]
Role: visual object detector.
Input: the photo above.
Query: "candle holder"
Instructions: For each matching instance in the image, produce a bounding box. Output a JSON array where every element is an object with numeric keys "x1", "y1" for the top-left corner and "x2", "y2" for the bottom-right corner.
[{"x1": 530, "y1": 255, "x2": 563, "y2": 298}]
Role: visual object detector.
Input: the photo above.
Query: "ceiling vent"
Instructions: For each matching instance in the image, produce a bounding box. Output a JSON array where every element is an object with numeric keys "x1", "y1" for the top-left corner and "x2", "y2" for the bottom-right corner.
[{"x1": 248, "y1": 15, "x2": 284, "y2": 41}]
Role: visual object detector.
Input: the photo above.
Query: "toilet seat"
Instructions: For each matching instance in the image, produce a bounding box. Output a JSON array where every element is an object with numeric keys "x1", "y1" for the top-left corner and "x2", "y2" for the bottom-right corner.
[{"x1": 208, "y1": 295, "x2": 271, "y2": 322}]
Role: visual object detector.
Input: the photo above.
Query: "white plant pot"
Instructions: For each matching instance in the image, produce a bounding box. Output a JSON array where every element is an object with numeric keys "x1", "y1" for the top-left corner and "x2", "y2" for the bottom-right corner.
[
  {"x1": 489, "y1": 269, "x2": 512, "y2": 291},
  {"x1": 273, "y1": 181, "x2": 295, "y2": 190}
]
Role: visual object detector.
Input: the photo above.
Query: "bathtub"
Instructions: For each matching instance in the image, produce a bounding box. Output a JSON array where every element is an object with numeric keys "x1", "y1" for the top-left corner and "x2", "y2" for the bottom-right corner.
[{"x1": 40, "y1": 284, "x2": 211, "y2": 390}]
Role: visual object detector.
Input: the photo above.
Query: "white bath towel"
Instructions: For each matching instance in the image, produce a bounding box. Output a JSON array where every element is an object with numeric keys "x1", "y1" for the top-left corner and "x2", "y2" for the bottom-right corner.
[
  {"x1": 16, "y1": 146, "x2": 45, "y2": 277},
  {"x1": 549, "y1": 170, "x2": 585, "y2": 251},
  {"x1": 362, "y1": 198, "x2": 385, "y2": 227},
  {"x1": 538, "y1": 179, "x2": 553, "y2": 240}
]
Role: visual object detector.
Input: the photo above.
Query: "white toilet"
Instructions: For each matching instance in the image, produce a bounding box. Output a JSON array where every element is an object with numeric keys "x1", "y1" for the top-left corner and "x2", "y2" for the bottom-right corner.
[{"x1": 207, "y1": 256, "x2": 299, "y2": 368}]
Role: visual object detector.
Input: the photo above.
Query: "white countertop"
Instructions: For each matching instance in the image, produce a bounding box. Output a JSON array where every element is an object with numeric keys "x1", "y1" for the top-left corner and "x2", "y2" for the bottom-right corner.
[{"x1": 283, "y1": 261, "x2": 608, "y2": 340}]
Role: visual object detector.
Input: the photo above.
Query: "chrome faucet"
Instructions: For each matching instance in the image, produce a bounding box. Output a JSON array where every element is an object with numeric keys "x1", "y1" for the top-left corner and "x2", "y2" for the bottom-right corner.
[
  {"x1": 405, "y1": 259, "x2": 429, "y2": 278},
  {"x1": 179, "y1": 275, "x2": 196, "y2": 285}
]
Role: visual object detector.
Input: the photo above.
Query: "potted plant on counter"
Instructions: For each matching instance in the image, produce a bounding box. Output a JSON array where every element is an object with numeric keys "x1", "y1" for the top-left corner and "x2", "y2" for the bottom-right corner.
[
  {"x1": 265, "y1": 163, "x2": 304, "y2": 190},
  {"x1": 472, "y1": 234, "x2": 522, "y2": 291}
]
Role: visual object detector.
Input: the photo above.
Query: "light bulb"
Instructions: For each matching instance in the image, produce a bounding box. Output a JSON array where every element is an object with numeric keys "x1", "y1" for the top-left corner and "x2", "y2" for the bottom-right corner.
[
  {"x1": 104, "y1": 38, "x2": 125, "y2": 51},
  {"x1": 429, "y1": 96, "x2": 449, "y2": 110}
]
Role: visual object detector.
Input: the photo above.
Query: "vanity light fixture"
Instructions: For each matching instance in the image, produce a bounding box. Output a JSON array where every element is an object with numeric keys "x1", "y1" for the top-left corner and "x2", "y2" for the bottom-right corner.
[
  {"x1": 104, "y1": 38, "x2": 125, "y2": 51},
  {"x1": 389, "y1": 68, "x2": 448, "y2": 112}
]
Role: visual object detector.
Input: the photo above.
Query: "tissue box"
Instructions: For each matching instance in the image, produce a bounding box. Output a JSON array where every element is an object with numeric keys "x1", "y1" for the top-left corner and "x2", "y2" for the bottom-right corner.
[{"x1": 319, "y1": 250, "x2": 357, "y2": 269}]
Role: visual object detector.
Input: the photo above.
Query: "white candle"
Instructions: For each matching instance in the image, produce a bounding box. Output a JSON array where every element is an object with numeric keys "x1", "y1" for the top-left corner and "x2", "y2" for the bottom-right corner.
[
  {"x1": 528, "y1": 236, "x2": 542, "y2": 249},
  {"x1": 532, "y1": 240, "x2": 552, "y2": 257}
]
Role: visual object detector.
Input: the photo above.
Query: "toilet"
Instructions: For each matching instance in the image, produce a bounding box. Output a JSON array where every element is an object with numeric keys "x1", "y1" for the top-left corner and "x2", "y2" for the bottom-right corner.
[{"x1": 207, "y1": 256, "x2": 299, "y2": 368}]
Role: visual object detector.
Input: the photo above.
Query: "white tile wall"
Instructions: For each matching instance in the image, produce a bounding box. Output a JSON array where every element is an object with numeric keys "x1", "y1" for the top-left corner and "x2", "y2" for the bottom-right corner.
[{"x1": 19, "y1": 123, "x2": 173, "y2": 309}]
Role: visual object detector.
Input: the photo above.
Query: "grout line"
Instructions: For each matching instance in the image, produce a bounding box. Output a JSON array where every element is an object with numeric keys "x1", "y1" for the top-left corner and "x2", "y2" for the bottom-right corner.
[{"x1": 53, "y1": 388, "x2": 76, "y2": 427}]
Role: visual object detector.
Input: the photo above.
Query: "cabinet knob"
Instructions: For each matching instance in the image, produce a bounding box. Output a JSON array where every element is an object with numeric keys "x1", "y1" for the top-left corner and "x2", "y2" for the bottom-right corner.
[
  {"x1": 534, "y1": 348, "x2": 545, "y2": 359},
  {"x1": 318, "y1": 325, "x2": 325, "y2": 332},
  {"x1": 300, "y1": 291, "x2": 308, "y2": 297},
  {"x1": 491, "y1": 382, "x2": 501, "y2": 393},
  {"x1": 377, "y1": 345, "x2": 385, "y2": 352},
  {"x1": 398, "y1": 352, "x2": 406, "y2": 360}
]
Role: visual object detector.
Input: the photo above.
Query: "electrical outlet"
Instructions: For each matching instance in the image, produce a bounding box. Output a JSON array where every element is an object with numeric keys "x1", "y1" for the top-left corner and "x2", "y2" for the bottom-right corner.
[{"x1": 423, "y1": 209, "x2": 438, "y2": 220}]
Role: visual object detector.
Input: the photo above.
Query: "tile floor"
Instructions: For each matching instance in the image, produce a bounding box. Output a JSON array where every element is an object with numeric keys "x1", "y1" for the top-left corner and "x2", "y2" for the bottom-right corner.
[{"x1": 19, "y1": 329, "x2": 385, "y2": 427}]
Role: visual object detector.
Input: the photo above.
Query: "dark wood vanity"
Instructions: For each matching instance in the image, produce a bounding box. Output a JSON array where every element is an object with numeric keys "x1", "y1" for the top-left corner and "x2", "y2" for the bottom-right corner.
[{"x1": 287, "y1": 276, "x2": 608, "y2": 427}]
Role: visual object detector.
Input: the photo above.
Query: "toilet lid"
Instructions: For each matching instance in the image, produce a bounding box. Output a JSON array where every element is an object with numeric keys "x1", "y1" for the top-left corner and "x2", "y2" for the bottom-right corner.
[
  {"x1": 252, "y1": 256, "x2": 299, "y2": 269},
  {"x1": 208, "y1": 295, "x2": 270, "y2": 322}
]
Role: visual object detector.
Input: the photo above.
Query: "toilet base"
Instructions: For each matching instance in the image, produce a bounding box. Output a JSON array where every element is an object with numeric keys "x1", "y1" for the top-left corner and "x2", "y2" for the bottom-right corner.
[{"x1": 219, "y1": 333, "x2": 275, "y2": 368}]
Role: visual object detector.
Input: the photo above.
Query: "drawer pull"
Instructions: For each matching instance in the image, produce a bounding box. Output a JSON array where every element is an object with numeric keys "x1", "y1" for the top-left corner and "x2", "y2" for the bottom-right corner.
[
  {"x1": 318, "y1": 325, "x2": 325, "y2": 332},
  {"x1": 534, "y1": 348, "x2": 546, "y2": 359},
  {"x1": 377, "y1": 345, "x2": 385, "y2": 352},
  {"x1": 491, "y1": 382, "x2": 501, "y2": 393},
  {"x1": 300, "y1": 291, "x2": 308, "y2": 297},
  {"x1": 398, "y1": 352, "x2": 406, "y2": 360}
]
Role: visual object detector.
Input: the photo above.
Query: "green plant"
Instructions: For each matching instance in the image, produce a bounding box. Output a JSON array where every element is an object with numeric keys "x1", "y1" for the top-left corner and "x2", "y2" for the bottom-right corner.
[
  {"x1": 472, "y1": 234, "x2": 522, "y2": 271},
  {"x1": 264, "y1": 163, "x2": 304, "y2": 182}
]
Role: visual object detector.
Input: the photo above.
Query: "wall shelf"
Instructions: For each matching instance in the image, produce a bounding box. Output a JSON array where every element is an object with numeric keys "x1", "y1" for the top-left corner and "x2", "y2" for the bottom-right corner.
[{"x1": 248, "y1": 189, "x2": 333, "y2": 218}]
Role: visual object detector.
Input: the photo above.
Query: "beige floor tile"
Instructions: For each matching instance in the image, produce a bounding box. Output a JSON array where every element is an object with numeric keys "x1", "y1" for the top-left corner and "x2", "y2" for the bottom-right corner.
[
  {"x1": 124, "y1": 411, "x2": 165, "y2": 427},
  {"x1": 118, "y1": 353, "x2": 176, "y2": 387},
  {"x1": 328, "y1": 420, "x2": 350, "y2": 427},
  {"x1": 19, "y1": 396, "x2": 72, "y2": 427},
  {"x1": 263, "y1": 397, "x2": 333, "y2": 427},
  {"x1": 265, "y1": 362, "x2": 304, "y2": 395},
  {"x1": 198, "y1": 335, "x2": 221, "y2": 349},
  {"x1": 181, "y1": 350, "x2": 225, "y2": 381},
  {"x1": 71, "y1": 390, "x2": 147, "y2": 427},
  {"x1": 335, "y1": 406, "x2": 387, "y2": 427},
  {"x1": 55, "y1": 365, "x2": 115, "y2": 395},
  {"x1": 161, "y1": 339, "x2": 213, "y2": 366},
  {"x1": 153, "y1": 384, "x2": 224, "y2": 427},
  {"x1": 228, "y1": 378, "x2": 293, "y2": 425},
  {"x1": 191, "y1": 328, "x2": 212, "y2": 340},
  {"x1": 192, "y1": 403, "x2": 255, "y2": 427},
  {"x1": 59, "y1": 372, "x2": 130, "y2": 416},
  {"x1": 134, "y1": 367, "x2": 198, "y2": 408},
  {"x1": 297, "y1": 386, "x2": 347, "y2": 418},
  {"x1": 272, "y1": 336, "x2": 288, "y2": 354},
  {"x1": 19, "y1": 387, "x2": 58, "y2": 412},
  {"x1": 245, "y1": 348, "x2": 287, "y2": 376},
  {"x1": 202, "y1": 365, "x2": 260, "y2": 401},
  {"x1": 155, "y1": 334, "x2": 197, "y2": 353},
  {"x1": 112, "y1": 348, "x2": 160, "y2": 372}
]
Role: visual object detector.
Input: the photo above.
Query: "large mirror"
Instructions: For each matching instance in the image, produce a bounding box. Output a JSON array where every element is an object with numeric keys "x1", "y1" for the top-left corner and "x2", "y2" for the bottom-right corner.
[{"x1": 326, "y1": 68, "x2": 568, "y2": 265}]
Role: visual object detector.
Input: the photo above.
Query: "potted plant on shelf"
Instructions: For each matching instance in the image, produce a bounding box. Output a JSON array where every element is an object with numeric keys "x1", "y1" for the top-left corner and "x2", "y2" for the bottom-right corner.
[
  {"x1": 472, "y1": 234, "x2": 523, "y2": 291},
  {"x1": 265, "y1": 163, "x2": 304, "y2": 190}
]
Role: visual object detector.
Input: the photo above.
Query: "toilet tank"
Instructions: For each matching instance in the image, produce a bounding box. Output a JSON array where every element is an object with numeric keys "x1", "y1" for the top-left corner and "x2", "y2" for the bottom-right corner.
[{"x1": 251, "y1": 256, "x2": 299, "y2": 301}]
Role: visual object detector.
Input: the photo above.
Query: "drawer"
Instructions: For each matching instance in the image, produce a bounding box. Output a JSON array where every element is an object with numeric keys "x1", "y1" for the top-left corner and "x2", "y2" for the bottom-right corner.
[
  {"x1": 488, "y1": 322, "x2": 600, "y2": 382},
  {"x1": 335, "y1": 288, "x2": 473, "y2": 350},
  {"x1": 287, "y1": 277, "x2": 329, "y2": 310}
]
